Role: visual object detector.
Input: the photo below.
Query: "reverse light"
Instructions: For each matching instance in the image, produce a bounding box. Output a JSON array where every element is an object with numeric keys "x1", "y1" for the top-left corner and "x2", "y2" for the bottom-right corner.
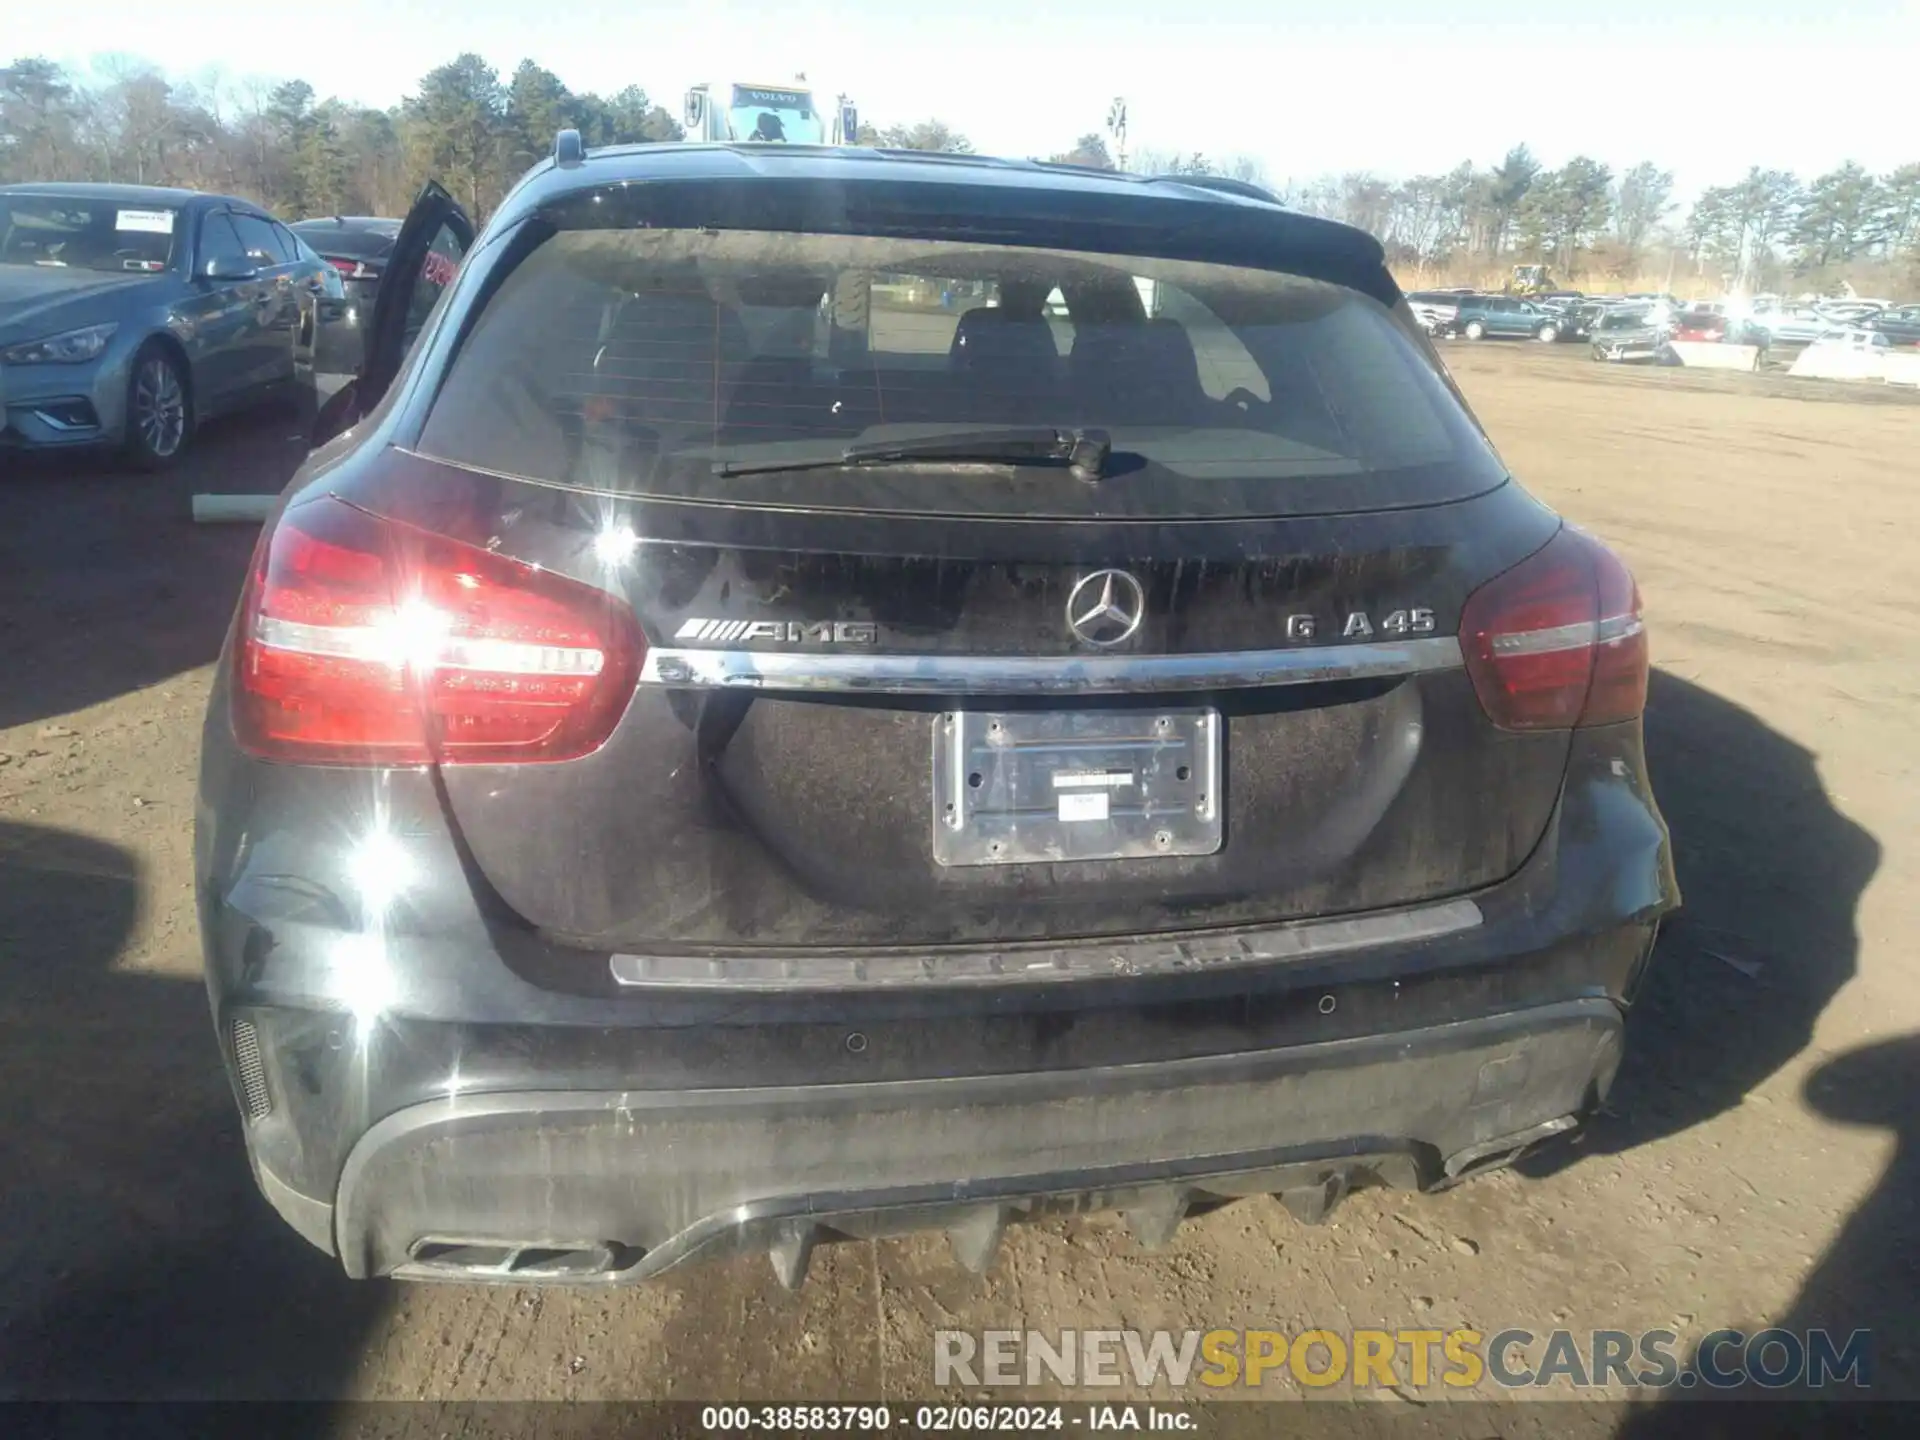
[
  {"x1": 3, "y1": 321, "x2": 118, "y2": 365},
  {"x1": 1459, "y1": 526, "x2": 1648, "y2": 731},
  {"x1": 233, "y1": 498, "x2": 644, "y2": 765}
]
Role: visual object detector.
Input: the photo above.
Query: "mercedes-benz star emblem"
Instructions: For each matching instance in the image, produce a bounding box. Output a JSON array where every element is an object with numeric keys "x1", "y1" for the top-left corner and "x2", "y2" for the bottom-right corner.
[{"x1": 1066, "y1": 569, "x2": 1146, "y2": 648}]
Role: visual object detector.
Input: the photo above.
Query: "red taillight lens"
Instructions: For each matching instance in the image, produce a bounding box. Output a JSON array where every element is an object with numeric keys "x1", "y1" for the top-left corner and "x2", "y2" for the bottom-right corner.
[
  {"x1": 327, "y1": 257, "x2": 377, "y2": 280},
  {"x1": 233, "y1": 498, "x2": 643, "y2": 765},
  {"x1": 1460, "y1": 526, "x2": 1648, "y2": 731},
  {"x1": 1584, "y1": 532, "x2": 1650, "y2": 725}
]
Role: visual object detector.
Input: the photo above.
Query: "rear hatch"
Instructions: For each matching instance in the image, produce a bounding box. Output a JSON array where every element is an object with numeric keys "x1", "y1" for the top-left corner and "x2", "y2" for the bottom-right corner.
[{"x1": 333, "y1": 211, "x2": 1581, "y2": 950}]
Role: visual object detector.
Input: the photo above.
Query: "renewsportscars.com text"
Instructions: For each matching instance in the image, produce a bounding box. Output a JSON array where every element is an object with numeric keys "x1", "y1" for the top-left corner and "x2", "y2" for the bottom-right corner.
[{"x1": 933, "y1": 1327, "x2": 1872, "y2": 1391}]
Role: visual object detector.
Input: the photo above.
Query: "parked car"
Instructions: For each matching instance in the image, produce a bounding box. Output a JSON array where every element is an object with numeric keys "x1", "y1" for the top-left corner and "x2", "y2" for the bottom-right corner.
[
  {"x1": 1813, "y1": 300, "x2": 1884, "y2": 326},
  {"x1": 1405, "y1": 288, "x2": 1468, "y2": 333},
  {"x1": 1861, "y1": 304, "x2": 1920, "y2": 346},
  {"x1": 1547, "y1": 301, "x2": 1603, "y2": 341},
  {"x1": 1738, "y1": 306, "x2": 1835, "y2": 346},
  {"x1": 290, "y1": 215, "x2": 404, "y2": 377},
  {"x1": 290, "y1": 215, "x2": 399, "y2": 316},
  {"x1": 1450, "y1": 294, "x2": 1566, "y2": 341},
  {"x1": 1799, "y1": 326, "x2": 1894, "y2": 357},
  {"x1": 1590, "y1": 307, "x2": 1666, "y2": 362},
  {"x1": 198, "y1": 146, "x2": 1674, "y2": 1289},
  {"x1": 0, "y1": 182, "x2": 341, "y2": 467},
  {"x1": 1670, "y1": 310, "x2": 1728, "y2": 343}
]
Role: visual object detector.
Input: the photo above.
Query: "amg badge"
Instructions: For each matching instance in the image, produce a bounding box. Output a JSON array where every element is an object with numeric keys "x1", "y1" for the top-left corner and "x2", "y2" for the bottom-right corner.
[{"x1": 674, "y1": 618, "x2": 878, "y2": 645}]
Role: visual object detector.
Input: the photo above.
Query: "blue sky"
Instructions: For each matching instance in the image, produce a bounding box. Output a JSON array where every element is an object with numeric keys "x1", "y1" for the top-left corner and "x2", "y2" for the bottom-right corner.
[{"x1": 21, "y1": 1, "x2": 1920, "y2": 194}]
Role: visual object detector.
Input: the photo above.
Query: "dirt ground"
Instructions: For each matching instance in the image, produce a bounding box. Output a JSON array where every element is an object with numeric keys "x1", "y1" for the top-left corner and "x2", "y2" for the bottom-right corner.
[{"x1": 1, "y1": 345, "x2": 1915, "y2": 1422}]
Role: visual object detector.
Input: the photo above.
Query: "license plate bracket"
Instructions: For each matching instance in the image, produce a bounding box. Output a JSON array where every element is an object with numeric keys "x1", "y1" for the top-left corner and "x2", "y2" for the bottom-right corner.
[{"x1": 932, "y1": 708, "x2": 1222, "y2": 867}]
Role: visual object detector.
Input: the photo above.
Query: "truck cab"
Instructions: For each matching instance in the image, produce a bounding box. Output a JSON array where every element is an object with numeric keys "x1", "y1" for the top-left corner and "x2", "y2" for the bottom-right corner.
[{"x1": 683, "y1": 79, "x2": 858, "y2": 145}]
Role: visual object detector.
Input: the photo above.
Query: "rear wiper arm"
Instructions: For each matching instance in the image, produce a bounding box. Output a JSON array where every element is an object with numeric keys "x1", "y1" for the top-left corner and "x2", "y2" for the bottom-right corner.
[{"x1": 714, "y1": 426, "x2": 1112, "y2": 482}]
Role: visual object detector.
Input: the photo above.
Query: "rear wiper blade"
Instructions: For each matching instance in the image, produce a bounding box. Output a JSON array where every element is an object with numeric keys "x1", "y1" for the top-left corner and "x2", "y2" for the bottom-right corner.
[
  {"x1": 842, "y1": 427, "x2": 1110, "y2": 470},
  {"x1": 714, "y1": 426, "x2": 1112, "y2": 482}
]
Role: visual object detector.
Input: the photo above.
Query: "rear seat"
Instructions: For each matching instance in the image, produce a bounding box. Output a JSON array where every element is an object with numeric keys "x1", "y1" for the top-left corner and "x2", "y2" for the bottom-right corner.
[
  {"x1": 580, "y1": 281, "x2": 750, "y2": 439},
  {"x1": 1071, "y1": 318, "x2": 1207, "y2": 426},
  {"x1": 720, "y1": 355, "x2": 831, "y2": 442},
  {"x1": 948, "y1": 309, "x2": 1066, "y2": 424}
]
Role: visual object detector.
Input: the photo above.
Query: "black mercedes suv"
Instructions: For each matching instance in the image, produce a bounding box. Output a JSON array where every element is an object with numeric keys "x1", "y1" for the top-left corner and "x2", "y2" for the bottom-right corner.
[{"x1": 196, "y1": 138, "x2": 1676, "y2": 1288}]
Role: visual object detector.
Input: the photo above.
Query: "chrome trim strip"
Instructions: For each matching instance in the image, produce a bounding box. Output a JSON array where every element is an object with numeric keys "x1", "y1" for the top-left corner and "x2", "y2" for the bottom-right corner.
[
  {"x1": 1197, "y1": 708, "x2": 1219, "y2": 823},
  {"x1": 610, "y1": 897, "x2": 1482, "y2": 991},
  {"x1": 640, "y1": 635, "x2": 1464, "y2": 695},
  {"x1": 1491, "y1": 619, "x2": 1597, "y2": 656},
  {"x1": 30, "y1": 408, "x2": 89, "y2": 433}
]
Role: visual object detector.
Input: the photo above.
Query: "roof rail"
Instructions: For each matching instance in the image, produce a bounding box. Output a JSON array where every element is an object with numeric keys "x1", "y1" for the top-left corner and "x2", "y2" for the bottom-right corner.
[{"x1": 554, "y1": 128, "x2": 585, "y2": 169}]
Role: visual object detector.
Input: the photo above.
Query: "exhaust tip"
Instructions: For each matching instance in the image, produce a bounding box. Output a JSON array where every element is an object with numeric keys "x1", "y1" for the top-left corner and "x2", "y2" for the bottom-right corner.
[
  {"x1": 404, "y1": 1238, "x2": 630, "y2": 1281},
  {"x1": 1441, "y1": 1115, "x2": 1580, "y2": 1183}
]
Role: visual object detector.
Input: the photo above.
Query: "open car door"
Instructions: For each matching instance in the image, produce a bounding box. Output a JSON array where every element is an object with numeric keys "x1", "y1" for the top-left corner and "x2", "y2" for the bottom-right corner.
[{"x1": 312, "y1": 181, "x2": 474, "y2": 447}]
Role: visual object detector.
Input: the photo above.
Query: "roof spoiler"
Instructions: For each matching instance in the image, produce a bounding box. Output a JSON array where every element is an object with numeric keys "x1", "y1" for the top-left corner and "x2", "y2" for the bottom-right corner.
[{"x1": 1147, "y1": 174, "x2": 1280, "y2": 204}]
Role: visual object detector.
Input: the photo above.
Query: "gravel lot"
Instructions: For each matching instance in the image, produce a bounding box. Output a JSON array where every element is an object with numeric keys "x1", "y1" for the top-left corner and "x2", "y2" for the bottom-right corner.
[{"x1": 1, "y1": 345, "x2": 1914, "y2": 1420}]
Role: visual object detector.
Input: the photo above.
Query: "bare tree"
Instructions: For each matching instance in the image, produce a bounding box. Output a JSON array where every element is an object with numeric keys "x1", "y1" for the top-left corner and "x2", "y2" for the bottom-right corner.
[
  {"x1": 1048, "y1": 133, "x2": 1114, "y2": 169},
  {"x1": 1222, "y1": 154, "x2": 1272, "y2": 190},
  {"x1": 878, "y1": 119, "x2": 972, "y2": 154},
  {"x1": 0, "y1": 58, "x2": 83, "y2": 179}
]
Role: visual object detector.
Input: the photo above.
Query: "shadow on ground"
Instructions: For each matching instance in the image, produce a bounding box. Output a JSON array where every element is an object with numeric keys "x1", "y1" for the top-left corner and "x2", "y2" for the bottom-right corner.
[
  {"x1": 1520, "y1": 668, "x2": 1879, "y2": 1177},
  {"x1": 0, "y1": 820, "x2": 388, "y2": 1406},
  {"x1": 1614, "y1": 1035, "x2": 1917, "y2": 1427},
  {"x1": 1511, "y1": 670, "x2": 1902, "y2": 1428},
  {"x1": 0, "y1": 410, "x2": 306, "y2": 731},
  {"x1": 1784, "y1": 1035, "x2": 1920, "y2": 1383}
]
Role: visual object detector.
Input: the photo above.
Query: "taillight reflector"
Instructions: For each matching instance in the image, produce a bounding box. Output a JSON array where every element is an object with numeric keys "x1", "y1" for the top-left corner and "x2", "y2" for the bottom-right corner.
[
  {"x1": 1460, "y1": 526, "x2": 1648, "y2": 731},
  {"x1": 233, "y1": 498, "x2": 643, "y2": 765}
]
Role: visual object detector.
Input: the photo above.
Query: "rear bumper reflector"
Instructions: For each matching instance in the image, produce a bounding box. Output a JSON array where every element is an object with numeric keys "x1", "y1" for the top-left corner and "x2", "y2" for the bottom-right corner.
[
  {"x1": 231, "y1": 1017, "x2": 272, "y2": 1120},
  {"x1": 640, "y1": 634, "x2": 1464, "y2": 695},
  {"x1": 610, "y1": 897, "x2": 1482, "y2": 990}
]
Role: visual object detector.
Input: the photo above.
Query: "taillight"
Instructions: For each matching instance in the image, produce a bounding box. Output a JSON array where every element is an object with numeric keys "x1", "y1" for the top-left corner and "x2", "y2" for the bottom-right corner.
[
  {"x1": 1460, "y1": 526, "x2": 1648, "y2": 731},
  {"x1": 233, "y1": 498, "x2": 643, "y2": 765},
  {"x1": 327, "y1": 257, "x2": 378, "y2": 280}
]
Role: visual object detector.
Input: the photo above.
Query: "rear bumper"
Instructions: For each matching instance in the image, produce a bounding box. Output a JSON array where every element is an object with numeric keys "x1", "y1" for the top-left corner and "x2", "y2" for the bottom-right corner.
[
  {"x1": 333, "y1": 997, "x2": 1621, "y2": 1283},
  {"x1": 200, "y1": 712, "x2": 1675, "y2": 1280}
]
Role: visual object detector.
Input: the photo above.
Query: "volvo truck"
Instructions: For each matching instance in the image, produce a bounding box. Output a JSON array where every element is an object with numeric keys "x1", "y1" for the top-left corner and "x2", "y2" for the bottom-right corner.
[{"x1": 683, "y1": 78, "x2": 858, "y2": 146}]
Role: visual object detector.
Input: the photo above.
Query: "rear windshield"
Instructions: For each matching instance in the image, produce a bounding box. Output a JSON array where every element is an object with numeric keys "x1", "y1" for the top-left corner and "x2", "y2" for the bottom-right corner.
[
  {"x1": 416, "y1": 228, "x2": 1508, "y2": 519},
  {"x1": 0, "y1": 194, "x2": 178, "y2": 272},
  {"x1": 291, "y1": 222, "x2": 398, "y2": 261}
]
